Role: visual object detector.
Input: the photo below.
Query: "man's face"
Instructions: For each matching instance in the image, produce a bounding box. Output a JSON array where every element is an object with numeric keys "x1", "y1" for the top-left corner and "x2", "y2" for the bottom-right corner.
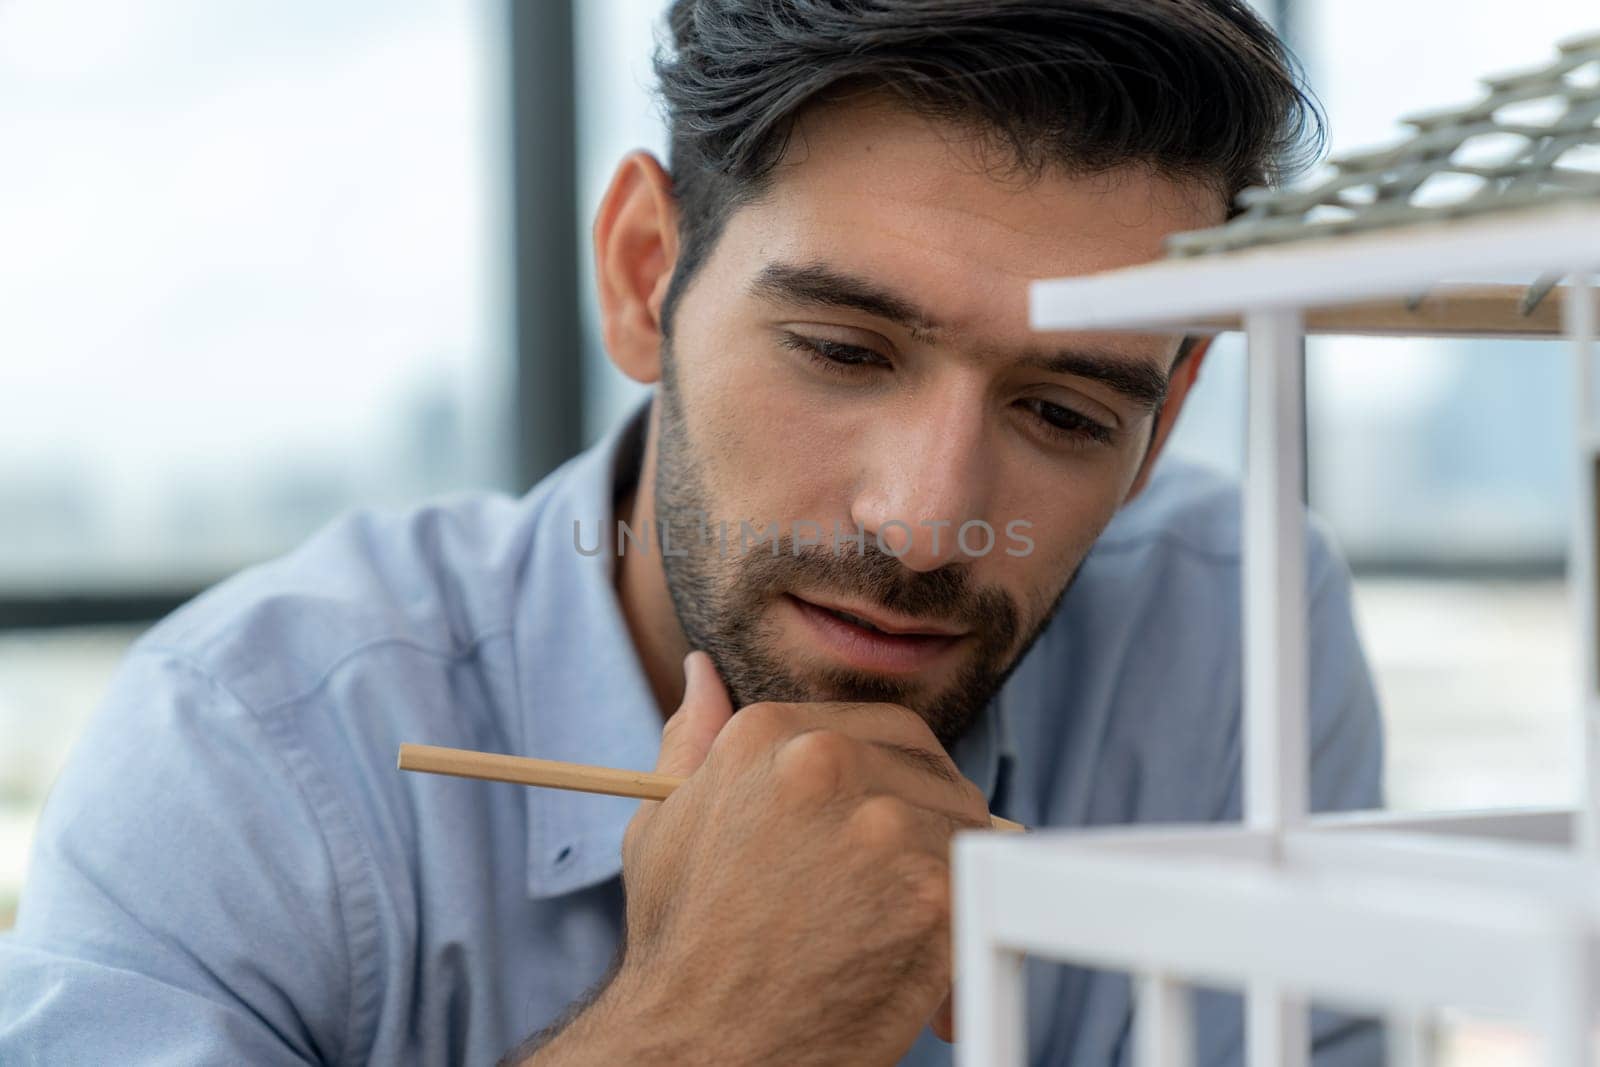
[{"x1": 650, "y1": 96, "x2": 1223, "y2": 747}]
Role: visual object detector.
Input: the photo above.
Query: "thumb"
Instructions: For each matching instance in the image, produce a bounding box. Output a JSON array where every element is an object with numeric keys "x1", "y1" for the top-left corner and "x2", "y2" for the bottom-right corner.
[{"x1": 654, "y1": 650, "x2": 735, "y2": 779}]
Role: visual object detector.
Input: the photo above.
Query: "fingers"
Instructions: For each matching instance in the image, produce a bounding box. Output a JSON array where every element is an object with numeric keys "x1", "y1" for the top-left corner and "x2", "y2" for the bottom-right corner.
[
  {"x1": 627, "y1": 651, "x2": 734, "y2": 864},
  {"x1": 653, "y1": 651, "x2": 735, "y2": 778},
  {"x1": 763, "y1": 712, "x2": 988, "y2": 831},
  {"x1": 801, "y1": 699, "x2": 948, "y2": 756},
  {"x1": 835, "y1": 736, "x2": 991, "y2": 830}
]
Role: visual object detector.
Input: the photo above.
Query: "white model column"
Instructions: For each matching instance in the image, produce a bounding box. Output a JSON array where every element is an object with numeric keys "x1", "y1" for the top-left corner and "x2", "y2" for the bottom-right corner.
[
  {"x1": 1136, "y1": 973, "x2": 1195, "y2": 1067},
  {"x1": 1242, "y1": 308, "x2": 1310, "y2": 1067},
  {"x1": 1570, "y1": 273, "x2": 1600, "y2": 862},
  {"x1": 1243, "y1": 307, "x2": 1310, "y2": 831},
  {"x1": 953, "y1": 843, "x2": 1026, "y2": 1067},
  {"x1": 1384, "y1": 1009, "x2": 1437, "y2": 1067}
]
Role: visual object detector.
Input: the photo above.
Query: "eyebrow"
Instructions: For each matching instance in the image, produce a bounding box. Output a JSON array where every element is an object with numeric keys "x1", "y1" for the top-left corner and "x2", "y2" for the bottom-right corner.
[
  {"x1": 749, "y1": 261, "x2": 944, "y2": 342},
  {"x1": 748, "y1": 260, "x2": 1171, "y2": 413},
  {"x1": 1011, "y1": 348, "x2": 1170, "y2": 413}
]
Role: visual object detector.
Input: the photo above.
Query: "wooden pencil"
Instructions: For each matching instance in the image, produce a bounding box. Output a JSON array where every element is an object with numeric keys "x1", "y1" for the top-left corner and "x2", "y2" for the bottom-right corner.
[{"x1": 398, "y1": 742, "x2": 1027, "y2": 832}]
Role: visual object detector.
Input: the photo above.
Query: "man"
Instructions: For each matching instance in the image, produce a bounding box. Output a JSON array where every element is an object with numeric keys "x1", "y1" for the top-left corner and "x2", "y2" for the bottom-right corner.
[{"x1": 0, "y1": 1, "x2": 1384, "y2": 1063}]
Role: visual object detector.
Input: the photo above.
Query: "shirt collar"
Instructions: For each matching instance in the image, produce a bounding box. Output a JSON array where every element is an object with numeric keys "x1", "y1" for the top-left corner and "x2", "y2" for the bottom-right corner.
[
  {"x1": 514, "y1": 398, "x2": 660, "y2": 899},
  {"x1": 512, "y1": 396, "x2": 1024, "y2": 898},
  {"x1": 951, "y1": 689, "x2": 1020, "y2": 817}
]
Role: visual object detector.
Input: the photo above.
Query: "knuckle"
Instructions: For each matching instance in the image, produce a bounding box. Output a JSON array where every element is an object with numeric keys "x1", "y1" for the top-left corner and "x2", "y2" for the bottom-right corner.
[
  {"x1": 849, "y1": 793, "x2": 920, "y2": 849},
  {"x1": 716, "y1": 701, "x2": 791, "y2": 759},
  {"x1": 774, "y1": 728, "x2": 855, "y2": 802},
  {"x1": 784, "y1": 725, "x2": 855, "y2": 769},
  {"x1": 741, "y1": 700, "x2": 796, "y2": 737}
]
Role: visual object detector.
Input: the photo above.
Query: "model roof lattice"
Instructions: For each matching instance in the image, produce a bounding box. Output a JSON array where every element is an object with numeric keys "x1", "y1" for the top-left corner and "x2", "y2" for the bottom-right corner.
[{"x1": 1168, "y1": 29, "x2": 1600, "y2": 261}]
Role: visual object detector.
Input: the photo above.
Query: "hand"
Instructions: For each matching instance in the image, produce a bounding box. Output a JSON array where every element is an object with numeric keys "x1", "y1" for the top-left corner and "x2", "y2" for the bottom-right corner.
[{"x1": 606, "y1": 650, "x2": 990, "y2": 1065}]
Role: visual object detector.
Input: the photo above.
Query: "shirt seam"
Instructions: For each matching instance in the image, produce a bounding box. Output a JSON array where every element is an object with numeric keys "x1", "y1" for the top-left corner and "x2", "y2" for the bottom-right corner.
[
  {"x1": 134, "y1": 647, "x2": 374, "y2": 1064},
  {"x1": 213, "y1": 627, "x2": 518, "y2": 716},
  {"x1": 142, "y1": 625, "x2": 520, "y2": 1061}
]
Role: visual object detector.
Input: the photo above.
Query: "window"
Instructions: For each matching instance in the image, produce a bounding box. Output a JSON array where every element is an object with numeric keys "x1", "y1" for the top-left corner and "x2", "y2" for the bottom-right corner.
[
  {"x1": 0, "y1": 0, "x2": 510, "y2": 923},
  {"x1": 0, "y1": 0, "x2": 512, "y2": 597}
]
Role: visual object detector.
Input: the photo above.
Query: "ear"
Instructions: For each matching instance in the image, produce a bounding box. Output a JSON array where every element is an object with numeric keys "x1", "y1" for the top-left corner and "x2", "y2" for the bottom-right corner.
[
  {"x1": 1123, "y1": 335, "x2": 1214, "y2": 502},
  {"x1": 593, "y1": 150, "x2": 680, "y2": 385}
]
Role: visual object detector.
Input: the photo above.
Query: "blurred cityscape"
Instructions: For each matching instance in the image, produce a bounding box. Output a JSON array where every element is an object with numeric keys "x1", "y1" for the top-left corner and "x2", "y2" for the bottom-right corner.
[
  {"x1": 0, "y1": 0, "x2": 514, "y2": 594},
  {"x1": 0, "y1": 373, "x2": 481, "y2": 592},
  {"x1": 0, "y1": 371, "x2": 486, "y2": 591}
]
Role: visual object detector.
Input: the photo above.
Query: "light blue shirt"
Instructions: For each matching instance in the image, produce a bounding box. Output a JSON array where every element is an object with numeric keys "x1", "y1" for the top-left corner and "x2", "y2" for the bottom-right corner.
[{"x1": 0, "y1": 400, "x2": 1384, "y2": 1065}]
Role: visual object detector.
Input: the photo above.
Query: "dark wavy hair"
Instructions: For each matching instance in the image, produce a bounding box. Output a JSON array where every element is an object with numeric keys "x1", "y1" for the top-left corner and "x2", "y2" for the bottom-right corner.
[{"x1": 651, "y1": 0, "x2": 1322, "y2": 336}]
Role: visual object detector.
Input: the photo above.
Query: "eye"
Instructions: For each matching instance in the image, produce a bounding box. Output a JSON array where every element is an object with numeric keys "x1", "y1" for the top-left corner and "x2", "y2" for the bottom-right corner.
[
  {"x1": 1018, "y1": 397, "x2": 1115, "y2": 447},
  {"x1": 777, "y1": 332, "x2": 891, "y2": 375}
]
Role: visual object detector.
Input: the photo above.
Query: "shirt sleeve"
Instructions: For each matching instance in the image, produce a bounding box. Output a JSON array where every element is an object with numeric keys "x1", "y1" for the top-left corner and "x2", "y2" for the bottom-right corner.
[{"x1": 0, "y1": 649, "x2": 368, "y2": 1065}]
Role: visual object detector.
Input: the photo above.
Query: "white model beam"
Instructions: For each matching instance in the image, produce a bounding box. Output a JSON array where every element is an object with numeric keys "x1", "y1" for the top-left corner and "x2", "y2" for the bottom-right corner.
[
  {"x1": 1044, "y1": 821, "x2": 1591, "y2": 900},
  {"x1": 1029, "y1": 202, "x2": 1600, "y2": 333},
  {"x1": 954, "y1": 831, "x2": 1592, "y2": 1035},
  {"x1": 1305, "y1": 805, "x2": 1571, "y2": 844}
]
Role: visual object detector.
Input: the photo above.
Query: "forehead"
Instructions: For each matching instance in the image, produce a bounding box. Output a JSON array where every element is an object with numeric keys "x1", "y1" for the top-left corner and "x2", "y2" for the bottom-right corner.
[{"x1": 708, "y1": 94, "x2": 1224, "y2": 355}]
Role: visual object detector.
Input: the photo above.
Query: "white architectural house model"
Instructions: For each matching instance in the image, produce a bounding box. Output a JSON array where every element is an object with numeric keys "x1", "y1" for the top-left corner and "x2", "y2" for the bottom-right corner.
[{"x1": 954, "y1": 30, "x2": 1600, "y2": 1067}]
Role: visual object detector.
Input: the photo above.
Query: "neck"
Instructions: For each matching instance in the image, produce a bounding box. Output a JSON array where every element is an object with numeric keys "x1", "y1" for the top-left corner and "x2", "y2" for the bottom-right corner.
[{"x1": 614, "y1": 402, "x2": 694, "y2": 719}]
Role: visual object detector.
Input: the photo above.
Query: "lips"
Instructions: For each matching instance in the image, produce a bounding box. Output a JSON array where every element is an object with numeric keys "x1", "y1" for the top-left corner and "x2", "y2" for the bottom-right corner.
[
  {"x1": 824, "y1": 606, "x2": 891, "y2": 633},
  {"x1": 794, "y1": 595, "x2": 966, "y2": 638},
  {"x1": 784, "y1": 594, "x2": 967, "y2": 675}
]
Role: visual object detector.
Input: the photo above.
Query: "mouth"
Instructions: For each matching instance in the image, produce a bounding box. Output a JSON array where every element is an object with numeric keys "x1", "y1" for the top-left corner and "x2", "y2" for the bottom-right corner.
[{"x1": 784, "y1": 593, "x2": 968, "y2": 675}]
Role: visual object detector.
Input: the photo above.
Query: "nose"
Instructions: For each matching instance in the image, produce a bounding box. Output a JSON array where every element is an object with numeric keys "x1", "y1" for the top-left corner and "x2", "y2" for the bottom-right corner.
[{"x1": 849, "y1": 390, "x2": 995, "y2": 573}]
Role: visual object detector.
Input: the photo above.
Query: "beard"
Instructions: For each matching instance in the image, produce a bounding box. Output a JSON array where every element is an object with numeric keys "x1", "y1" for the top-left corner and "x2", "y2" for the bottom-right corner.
[{"x1": 651, "y1": 344, "x2": 1079, "y2": 750}]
